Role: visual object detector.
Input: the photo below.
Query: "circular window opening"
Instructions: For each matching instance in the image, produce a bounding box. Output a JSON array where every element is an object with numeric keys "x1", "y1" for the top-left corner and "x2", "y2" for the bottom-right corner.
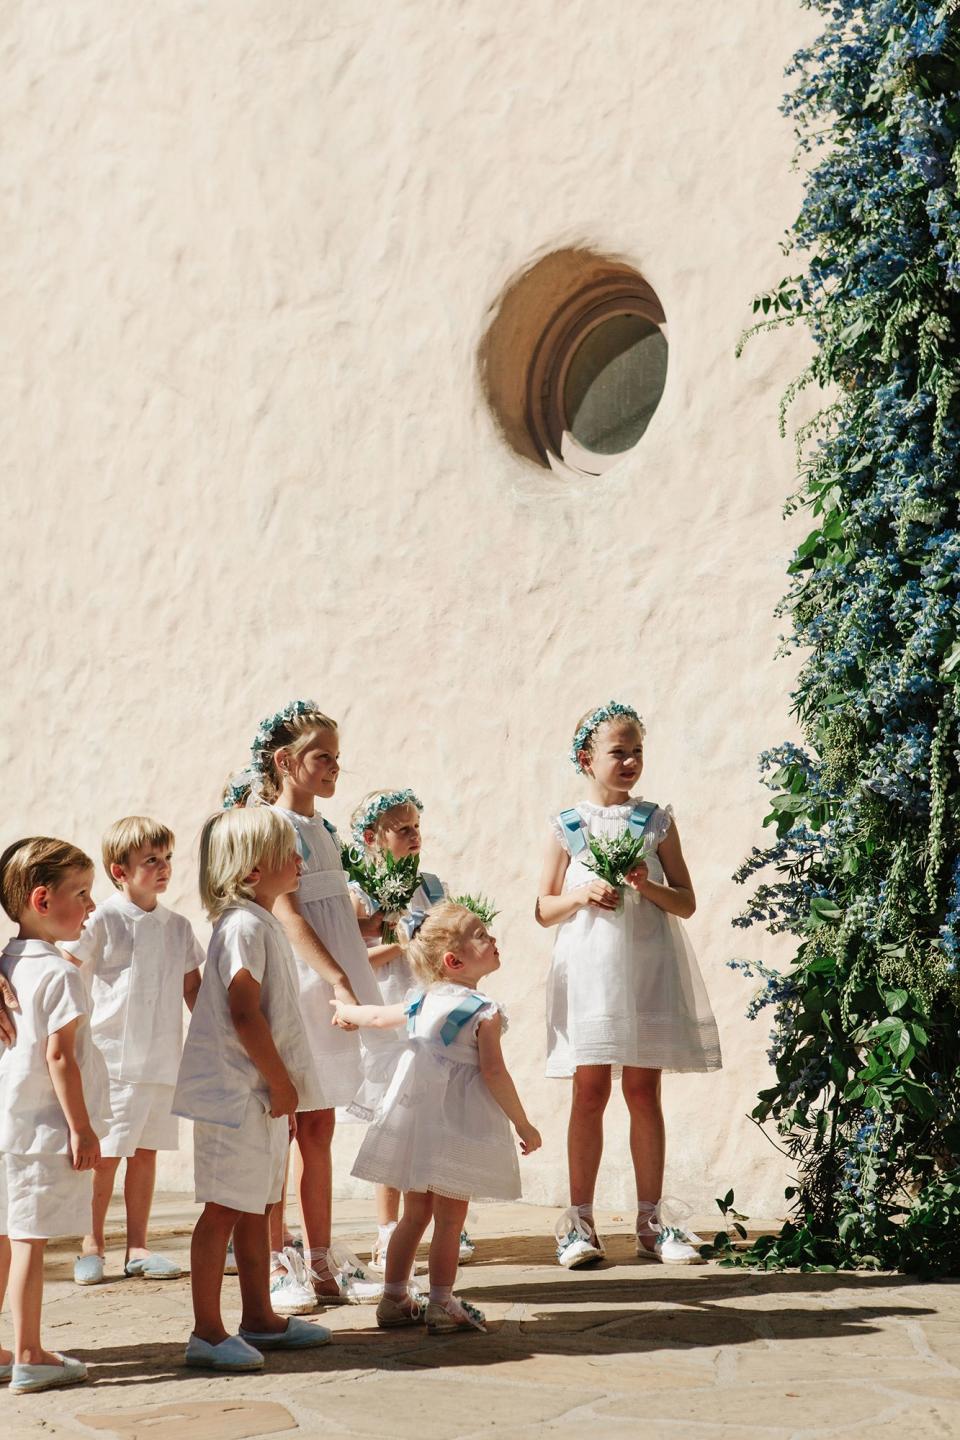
[
  {"x1": 479, "y1": 248, "x2": 668, "y2": 477},
  {"x1": 563, "y1": 314, "x2": 668, "y2": 455}
]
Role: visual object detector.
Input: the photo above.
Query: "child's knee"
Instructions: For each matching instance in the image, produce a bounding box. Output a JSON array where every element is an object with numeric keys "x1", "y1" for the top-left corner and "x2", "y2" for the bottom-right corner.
[
  {"x1": 297, "y1": 1108, "x2": 335, "y2": 1146},
  {"x1": 572, "y1": 1072, "x2": 612, "y2": 1114}
]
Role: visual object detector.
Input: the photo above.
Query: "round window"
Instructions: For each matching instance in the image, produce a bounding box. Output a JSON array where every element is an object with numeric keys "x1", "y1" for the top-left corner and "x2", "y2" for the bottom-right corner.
[
  {"x1": 562, "y1": 314, "x2": 668, "y2": 455},
  {"x1": 479, "y1": 249, "x2": 668, "y2": 478}
]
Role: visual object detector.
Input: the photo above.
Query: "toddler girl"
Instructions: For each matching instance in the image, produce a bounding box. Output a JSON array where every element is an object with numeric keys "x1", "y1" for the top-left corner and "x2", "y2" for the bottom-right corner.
[
  {"x1": 333, "y1": 902, "x2": 541, "y2": 1335},
  {"x1": 536, "y1": 701, "x2": 722, "y2": 1267},
  {"x1": 0, "y1": 837, "x2": 111, "y2": 1395},
  {"x1": 173, "y1": 806, "x2": 330, "y2": 1369},
  {"x1": 347, "y1": 788, "x2": 465, "y2": 1270},
  {"x1": 224, "y1": 699, "x2": 395, "y2": 1302}
]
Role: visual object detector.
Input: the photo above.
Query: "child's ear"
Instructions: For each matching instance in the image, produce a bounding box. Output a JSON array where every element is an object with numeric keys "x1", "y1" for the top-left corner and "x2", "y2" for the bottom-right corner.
[
  {"x1": 28, "y1": 885, "x2": 50, "y2": 915},
  {"x1": 441, "y1": 950, "x2": 463, "y2": 973},
  {"x1": 109, "y1": 862, "x2": 127, "y2": 886},
  {"x1": 242, "y1": 866, "x2": 262, "y2": 888}
]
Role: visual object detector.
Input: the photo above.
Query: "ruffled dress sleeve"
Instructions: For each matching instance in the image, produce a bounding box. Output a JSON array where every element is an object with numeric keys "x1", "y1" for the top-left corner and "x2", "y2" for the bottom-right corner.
[
  {"x1": 472, "y1": 997, "x2": 509, "y2": 1037},
  {"x1": 650, "y1": 804, "x2": 675, "y2": 846}
]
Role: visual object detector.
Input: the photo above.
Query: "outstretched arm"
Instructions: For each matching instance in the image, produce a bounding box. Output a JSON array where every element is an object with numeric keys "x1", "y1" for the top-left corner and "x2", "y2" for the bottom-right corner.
[{"x1": 330, "y1": 999, "x2": 406, "y2": 1030}]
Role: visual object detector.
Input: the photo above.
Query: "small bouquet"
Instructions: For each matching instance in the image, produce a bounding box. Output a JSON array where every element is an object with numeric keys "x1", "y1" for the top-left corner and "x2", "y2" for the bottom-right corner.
[
  {"x1": 341, "y1": 846, "x2": 421, "y2": 943},
  {"x1": 583, "y1": 832, "x2": 653, "y2": 904},
  {"x1": 452, "y1": 893, "x2": 499, "y2": 926}
]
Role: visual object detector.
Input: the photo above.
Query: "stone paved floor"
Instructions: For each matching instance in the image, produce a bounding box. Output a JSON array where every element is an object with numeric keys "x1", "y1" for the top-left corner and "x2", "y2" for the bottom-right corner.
[{"x1": 3, "y1": 1195, "x2": 960, "y2": 1439}]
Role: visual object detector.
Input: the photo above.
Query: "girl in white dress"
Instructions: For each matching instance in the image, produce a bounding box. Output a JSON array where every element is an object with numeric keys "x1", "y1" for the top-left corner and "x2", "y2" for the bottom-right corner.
[
  {"x1": 223, "y1": 699, "x2": 395, "y2": 1304},
  {"x1": 537, "y1": 701, "x2": 721, "y2": 1269},
  {"x1": 347, "y1": 787, "x2": 472, "y2": 1271},
  {"x1": 332, "y1": 902, "x2": 541, "y2": 1335}
]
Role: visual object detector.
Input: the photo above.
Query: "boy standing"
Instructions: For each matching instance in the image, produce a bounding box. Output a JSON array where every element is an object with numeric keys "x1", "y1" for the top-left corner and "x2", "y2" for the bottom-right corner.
[{"x1": 65, "y1": 817, "x2": 202, "y2": 1283}]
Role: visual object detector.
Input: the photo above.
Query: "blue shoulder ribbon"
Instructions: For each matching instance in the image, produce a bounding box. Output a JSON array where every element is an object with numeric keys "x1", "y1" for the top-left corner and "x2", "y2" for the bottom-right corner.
[
  {"x1": 404, "y1": 993, "x2": 425, "y2": 1036},
  {"x1": 419, "y1": 871, "x2": 445, "y2": 905},
  {"x1": 439, "y1": 992, "x2": 488, "y2": 1046},
  {"x1": 627, "y1": 801, "x2": 658, "y2": 838},
  {"x1": 558, "y1": 807, "x2": 588, "y2": 856}
]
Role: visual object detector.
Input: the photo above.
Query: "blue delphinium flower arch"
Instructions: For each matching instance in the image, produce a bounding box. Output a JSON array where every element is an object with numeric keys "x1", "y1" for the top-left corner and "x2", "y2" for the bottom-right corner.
[{"x1": 729, "y1": 0, "x2": 960, "y2": 1275}]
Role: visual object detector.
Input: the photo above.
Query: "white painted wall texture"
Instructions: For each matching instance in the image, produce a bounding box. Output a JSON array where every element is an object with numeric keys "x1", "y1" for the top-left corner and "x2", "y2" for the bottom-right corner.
[{"x1": 2, "y1": 1, "x2": 820, "y2": 1217}]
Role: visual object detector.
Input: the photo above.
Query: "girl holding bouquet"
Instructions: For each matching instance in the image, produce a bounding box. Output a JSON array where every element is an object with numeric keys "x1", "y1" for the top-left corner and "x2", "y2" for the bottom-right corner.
[
  {"x1": 536, "y1": 701, "x2": 721, "y2": 1269},
  {"x1": 346, "y1": 791, "x2": 477, "y2": 1271},
  {"x1": 222, "y1": 701, "x2": 395, "y2": 1305}
]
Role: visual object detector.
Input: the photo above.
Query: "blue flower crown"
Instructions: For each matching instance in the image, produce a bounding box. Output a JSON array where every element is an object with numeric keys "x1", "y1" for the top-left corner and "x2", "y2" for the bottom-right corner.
[
  {"x1": 570, "y1": 701, "x2": 645, "y2": 773},
  {"x1": 223, "y1": 769, "x2": 257, "y2": 809},
  {"x1": 352, "y1": 789, "x2": 423, "y2": 846},
  {"x1": 251, "y1": 698, "x2": 322, "y2": 774}
]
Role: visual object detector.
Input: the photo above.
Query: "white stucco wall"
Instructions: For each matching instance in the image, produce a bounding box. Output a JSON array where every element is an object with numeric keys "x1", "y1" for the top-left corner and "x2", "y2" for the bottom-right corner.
[{"x1": 2, "y1": 1, "x2": 820, "y2": 1220}]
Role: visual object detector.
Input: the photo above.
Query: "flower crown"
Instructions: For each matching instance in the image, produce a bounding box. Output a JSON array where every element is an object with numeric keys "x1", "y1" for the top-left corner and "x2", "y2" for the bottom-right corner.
[
  {"x1": 251, "y1": 699, "x2": 321, "y2": 775},
  {"x1": 352, "y1": 789, "x2": 423, "y2": 846},
  {"x1": 223, "y1": 769, "x2": 257, "y2": 810},
  {"x1": 570, "y1": 701, "x2": 645, "y2": 773}
]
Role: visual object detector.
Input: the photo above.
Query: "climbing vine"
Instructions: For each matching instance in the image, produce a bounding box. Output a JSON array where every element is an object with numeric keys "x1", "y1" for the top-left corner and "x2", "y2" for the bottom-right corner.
[{"x1": 728, "y1": 0, "x2": 960, "y2": 1275}]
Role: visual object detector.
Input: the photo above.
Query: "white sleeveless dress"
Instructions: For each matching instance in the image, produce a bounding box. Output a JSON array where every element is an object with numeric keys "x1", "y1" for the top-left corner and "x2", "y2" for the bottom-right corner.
[
  {"x1": 273, "y1": 806, "x2": 399, "y2": 1117},
  {"x1": 545, "y1": 800, "x2": 722, "y2": 1076},
  {"x1": 350, "y1": 984, "x2": 521, "y2": 1202}
]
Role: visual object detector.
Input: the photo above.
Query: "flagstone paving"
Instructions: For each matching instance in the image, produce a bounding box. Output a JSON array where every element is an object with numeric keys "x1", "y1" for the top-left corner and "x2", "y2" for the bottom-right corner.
[{"x1": 4, "y1": 1197, "x2": 959, "y2": 1439}]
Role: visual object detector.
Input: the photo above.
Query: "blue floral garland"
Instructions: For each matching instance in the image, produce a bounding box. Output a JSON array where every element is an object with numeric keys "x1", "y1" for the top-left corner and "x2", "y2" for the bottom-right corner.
[
  {"x1": 569, "y1": 701, "x2": 645, "y2": 773},
  {"x1": 351, "y1": 789, "x2": 424, "y2": 846}
]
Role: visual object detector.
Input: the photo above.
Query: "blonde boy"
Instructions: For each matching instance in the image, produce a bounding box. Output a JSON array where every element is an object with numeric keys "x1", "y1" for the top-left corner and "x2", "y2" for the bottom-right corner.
[
  {"x1": 64, "y1": 816, "x2": 203, "y2": 1284},
  {"x1": 0, "y1": 837, "x2": 112, "y2": 1394}
]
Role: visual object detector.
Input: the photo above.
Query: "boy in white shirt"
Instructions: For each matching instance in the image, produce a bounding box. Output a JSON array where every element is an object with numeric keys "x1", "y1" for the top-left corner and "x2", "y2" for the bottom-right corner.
[
  {"x1": 0, "y1": 836, "x2": 112, "y2": 1395},
  {"x1": 64, "y1": 816, "x2": 203, "y2": 1284},
  {"x1": 173, "y1": 805, "x2": 329, "y2": 1369}
]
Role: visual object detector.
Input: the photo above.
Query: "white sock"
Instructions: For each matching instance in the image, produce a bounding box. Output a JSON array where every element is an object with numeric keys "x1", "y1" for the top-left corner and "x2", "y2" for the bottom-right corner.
[
  {"x1": 378, "y1": 1222, "x2": 397, "y2": 1245},
  {"x1": 429, "y1": 1284, "x2": 453, "y2": 1305},
  {"x1": 383, "y1": 1281, "x2": 406, "y2": 1300}
]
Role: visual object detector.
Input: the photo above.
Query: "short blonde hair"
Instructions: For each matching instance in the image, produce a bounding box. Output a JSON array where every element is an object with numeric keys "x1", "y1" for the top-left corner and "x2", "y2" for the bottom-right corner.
[
  {"x1": 0, "y1": 836, "x2": 94, "y2": 922},
  {"x1": 199, "y1": 807, "x2": 298, "y2": 921},
  {"x1": 102, "y1": 816, "x2": 175, "y2": 888},
  {"x1": 403, "y1": 901, "x2": 476, "y2": 985}
]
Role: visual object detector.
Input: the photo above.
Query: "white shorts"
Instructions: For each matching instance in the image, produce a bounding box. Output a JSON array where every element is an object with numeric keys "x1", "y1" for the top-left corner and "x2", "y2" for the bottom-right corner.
[
  {"x1": 101, "y1": 1081, "x2": 179, "y2": 1158},
  {"x1": 194, "y1": 1098, "x2": 289, "y2": 1214},
  {"x1": 2, "y1": 1152, "x2": 91, "y2": 1239}
]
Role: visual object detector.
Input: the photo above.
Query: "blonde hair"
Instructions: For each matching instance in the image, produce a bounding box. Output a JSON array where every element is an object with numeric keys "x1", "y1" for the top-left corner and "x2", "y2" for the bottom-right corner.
[
  {"x1": 403, "y1": 901, "x2": 476, "y2": 984},
  {"x1": 223, "y1": 702, "x2": 339, "y2": 808},
  {"x1": 102, "y1": 815, "x2": 175, "y2": 888},
  {"x1": 199, "y1": 807, "x2": 298, "y2": 921},
  {"x1": 0, "y1": 836, "x2": 94, "y2": 922}
]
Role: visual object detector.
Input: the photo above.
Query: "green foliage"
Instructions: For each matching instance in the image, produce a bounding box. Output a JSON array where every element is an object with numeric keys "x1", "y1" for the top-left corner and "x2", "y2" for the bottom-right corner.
[
  {"x1": 340, "y1": 846, "x2": 421, "y2": 943},
  {"x1": 583, "y1": 832, "x2": 651, "y2": 890},
  {"x1": 451, "y1": 893, "x2": 500, "y2": 925},
  {"x1": 731, "y1": 2, "x2": 960, "y2": 1275}
]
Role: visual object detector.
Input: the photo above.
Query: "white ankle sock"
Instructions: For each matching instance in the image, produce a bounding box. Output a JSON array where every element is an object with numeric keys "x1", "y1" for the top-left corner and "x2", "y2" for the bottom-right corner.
[
  {"x1": 383, "y1": 1281, "x2": 406, "y2": 1299},
  {"x1": 378, "y1": 1222, "x2": 397, "y2": 1245},
  {"x1": 429, "y1": 1284, "x2": 453, "y2": 1304}
]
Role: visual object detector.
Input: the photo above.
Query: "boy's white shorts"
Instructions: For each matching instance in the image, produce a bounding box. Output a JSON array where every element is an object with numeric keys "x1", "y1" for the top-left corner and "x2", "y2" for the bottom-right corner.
[
  {"x1": 194, "y1": 1098, "x2": 289, "y2": 1214},
  {"x1": 1, "y1": 1152, "x2": 91, "y2": 1239},
  {"x1": 101, "y1": 1081, "x2": 179, "y2": 1158}
]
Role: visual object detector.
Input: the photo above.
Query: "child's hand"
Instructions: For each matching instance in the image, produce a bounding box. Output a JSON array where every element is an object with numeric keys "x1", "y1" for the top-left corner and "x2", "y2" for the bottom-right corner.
[
  {"x1": 71, "y1": 1127, "x2": 100, "y2": 1171},
  {"x1": 330, "y1": 998, "x2": 359, "y2": 1030},
  {"x1": 579, "y1": 879, "x2": 619, "y2": 911},
  {"x1": 357, "y1": 911, "x2": 384, "y2": 940},
  {"x1": 625, "y1": 861, "x2": 649, "y2": 891},
  {"x1": 517, "y1": 1121, "x2": 542, "y2": 1155},
  {"x1": 268, "y1": 1076, "x2": 299, "y2": 1118},
  {"x1": 332, "y1": 981, "x2": 359, "y2": 1030},
  {"x1": 0, "y1": 972, "x2": 20, "y2": 1048}
]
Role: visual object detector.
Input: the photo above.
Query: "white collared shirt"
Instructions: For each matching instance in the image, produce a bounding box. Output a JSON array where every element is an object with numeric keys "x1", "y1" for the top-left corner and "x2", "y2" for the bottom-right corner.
[
  {"x1": 67, "y1": 892, "x2": 203, "y2": 1086},
  {"x1": 173, "y1": 900, "x2": 324, "y2": 1128},
  {"x1": 0, "y1": 939, "x2": 112, "y2": 1156}
]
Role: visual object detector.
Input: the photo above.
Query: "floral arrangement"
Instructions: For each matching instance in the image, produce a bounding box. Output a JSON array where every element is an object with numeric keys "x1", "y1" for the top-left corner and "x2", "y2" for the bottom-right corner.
[
  {"x1": 341, "y1": 845, "x2": 422, "y2": 944},
  {"x1": 725, "y1": 0, "x2": 960, "y2": 1276},
  {"x1": 569, "y1": 701, "x2": 644, "y2": 773},
  {"x1": 452, "y1": 893, "x2": 500, "y2": 925},
  {"x1": 583, "y1": 832, "x2": 652, "y2": 893}
]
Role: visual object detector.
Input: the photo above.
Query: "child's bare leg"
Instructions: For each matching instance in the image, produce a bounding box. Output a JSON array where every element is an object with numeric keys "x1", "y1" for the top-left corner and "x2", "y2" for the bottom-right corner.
[
  {"x1": 268, "y1": 1159, "x2": 296, "y2": 1256},
  {"x1": 428, "y1": 1197, "x2": 469, "y2": 1294},
  {"x1": 376, "y1": 1185, "x2": 401, "y2": 1226},
  {"x1": 567, "y1": 1065, "x2": 612, "y2": 1206},
  {"x1": 191, "y1": 1203, "x2": 239, "y2": 1344},
  {"x1": 383, "y1": 1191, "x2": 433, "y2": 1290},
  {"x1": 233, "y1": 1210, "x2": 286, "y2": 1336},
  {"x1": 10, "y1": 1239, "x2": 59, "y2": 1365},
  {"x1": 0, "y1": 1234, "x2": 11, "y2": 1364},
  {"x1": 295, "y1": 1109, "x2": 337, "y2": 1295},
  {"x1": 123, "y1": 1149, "x2": 157, "y2": 1259},
  {"x1": 81, "y1": 1155, "x2": 122, "y2": 1257},
  {"x1": 622, "y1": 1067, "x2": 665, "y2": 1247}
]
